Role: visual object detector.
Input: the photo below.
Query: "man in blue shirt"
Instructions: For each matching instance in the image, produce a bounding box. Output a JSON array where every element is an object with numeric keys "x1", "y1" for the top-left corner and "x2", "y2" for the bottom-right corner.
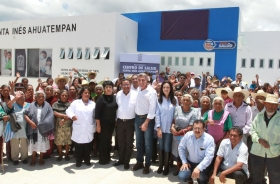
[{"x1": 178, "y1": 120, "x2": 215, "y2": 183}]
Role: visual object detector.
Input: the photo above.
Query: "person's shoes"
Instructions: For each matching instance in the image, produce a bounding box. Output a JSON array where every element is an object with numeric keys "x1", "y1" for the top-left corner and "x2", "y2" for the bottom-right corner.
[
  {"x1": 173, "y1": 169, "x2": 179, "y2": 176},
  {"x1": 124, "y1": 163, "x2": 130, "y2": 170},
  {"x1": 22, "y1": 159, "x2": 28, "y2": 164},
  {"x1": 39, "y1": 160, "x2": 45, "y2": 166},
  {"x1": 57, "y1": 157, "x2": 62, "y2": 161},
  {"x1": 113, "y1": 161, "x2": 124, "y2": 166},
  {"x1": 157, "y1": 166, "x2": 163, "y2": 174},
  {"x1": 142, "y1": 165, "x2": 150, "y2": 174},
  {"x1": 132, "y1": 162, "x2": 144, "y2": 171},
  {"x1": 85, "y1": 162, "x2": 92, "y2": 166},
  {"x1": 112, "y1": 150, "x2": 119, "y2": 157},
  {"x1": 13, "y1": 160, "x2": 19, "y2": 165},
  {"x1": 65, "y1": 156, "x2": 70, "y2": 161},
  {"x1": 76, "y1": 163, "x2": 82, "y2": 167}
]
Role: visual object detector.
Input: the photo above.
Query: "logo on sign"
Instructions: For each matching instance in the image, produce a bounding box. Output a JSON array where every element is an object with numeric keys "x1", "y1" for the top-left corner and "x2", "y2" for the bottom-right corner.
[{"x1": 203, "y1": 39, "x2": 236, "y2": 51}]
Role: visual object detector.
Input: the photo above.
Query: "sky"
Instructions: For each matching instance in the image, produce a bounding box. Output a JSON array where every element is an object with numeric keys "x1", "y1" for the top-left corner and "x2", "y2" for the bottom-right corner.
[{"x1": 0, "y1": 0, "x2": 279, "y2": 32}]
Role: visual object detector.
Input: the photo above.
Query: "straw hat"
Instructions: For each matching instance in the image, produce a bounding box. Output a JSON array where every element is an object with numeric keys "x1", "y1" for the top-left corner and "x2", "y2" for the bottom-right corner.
[
  {"x1": 81, "y1": 80, "x2": 89, "y2": 86},
  {"x1": 87, "y1": 71, "x2": 97, "y2": 79},
  {"x1": 55, "y1": 76, "x2": 69, "y2": 85},
  {"x1": 251, "y1": 90, "x2": 269, "y2": 100},
  {"x1": 259, "y1": 94, "x2": 280, "y2": 105},
  {"x1": 228, "y1": 87, "x2": 249, "y2": 100},
  {"x1": 215, "y1": 87, "x2": 232, "y2": 97}
]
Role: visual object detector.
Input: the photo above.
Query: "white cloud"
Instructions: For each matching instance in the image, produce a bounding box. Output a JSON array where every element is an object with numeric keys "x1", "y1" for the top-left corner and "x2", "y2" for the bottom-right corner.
[{"x1": 0, "y1": 0, "x2": 279, "y2": 31}]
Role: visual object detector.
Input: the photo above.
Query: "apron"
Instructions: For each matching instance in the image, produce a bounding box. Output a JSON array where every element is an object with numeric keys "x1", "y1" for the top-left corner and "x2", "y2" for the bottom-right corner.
[{"x1": 207, "y1": 110, "x2": 229, "y2": 143}]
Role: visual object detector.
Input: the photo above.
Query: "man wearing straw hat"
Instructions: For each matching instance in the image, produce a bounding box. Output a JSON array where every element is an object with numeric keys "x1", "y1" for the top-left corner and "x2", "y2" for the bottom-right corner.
[
  {"x1": 224, "y1": 87, "x2": 252, "y2": 145},
  {"x1": 250, "y1": 94, "x2": 280, "y2": 184},
  {"x1": 73, "y1": 68, "x2": 97, "y2": 82},
  {"x1": 55, "y1": 75, "x2": 69, "y2": 91},
  {"x1": 251, "y1": 90, "x2": 269, "y2": 120}
]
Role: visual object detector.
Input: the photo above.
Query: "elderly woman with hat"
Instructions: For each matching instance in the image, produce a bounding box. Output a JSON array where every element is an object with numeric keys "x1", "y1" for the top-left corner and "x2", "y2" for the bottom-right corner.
[
  {"x1": 225, "y1": 87, "x2": 252, "y2": 145},
  {"x1": 95, "y1": 81, "x2": 118, "y2": 165},
  {"x1": 203, "y1": 96, "x2": 233, "y2": 146},
  {"x1": 55, "y1": 76, "x2": 69, "y2": 91},
  {"x1": 250, "y1": 94, "x2": 280, "y2": 184}
]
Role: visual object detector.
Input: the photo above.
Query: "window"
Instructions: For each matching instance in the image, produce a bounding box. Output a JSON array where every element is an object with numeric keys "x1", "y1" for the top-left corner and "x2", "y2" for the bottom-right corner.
[
  {"x1": 85, "y1": 48, "x2": 90, "y2": 60},
  {"x1": 92, "y1": 48, "x2": 100, "y2": 59},
  {"x1": 190, "y1": 57, "x2": 194, "y2": 66},
  {"x1": 250, "y1": 59, "x2": 255, "y2": 68},
  {"x1": 199, "y1": 58, "x2": 203, "y2": 66},
  {"x1": 182, "y1": 57, "x2": 187, "y2": 66},
  {"x1": 59, "y1": 48, "x2": 65, "y2": 59},
  {"x1": 76, "y1": 48, "x2": 82, "y2": 59},
  {"x1": 207, "y1": 58, "x2": 211, "y2": 66},
  {"x1": 168, "y1": 57, "x2": 172, "y2": 65},
  {"x1": 175, "y1": 57, "x2": 179, "y2": 66},
  {"x1": 101, "y1": 47, "x2": 110, "y2": 59},
  {"x1": 241, "y1": 59, "x2": 246, "y2": 68},
  {"x1": 68, "y1": 48, "x2": 73, "y2": 59},
  {"x1": 259, "y1": 59, "x2": 264, "y2": 68},
  {"x1": 269, "y1": 59, "x2": 273, "y2": 68},
  {"x1": 278, "y1": 60, "x2": 280, "y2": 68},
  {"x1": 161, "y1": 57, "x2": 165, "y2": 65}
]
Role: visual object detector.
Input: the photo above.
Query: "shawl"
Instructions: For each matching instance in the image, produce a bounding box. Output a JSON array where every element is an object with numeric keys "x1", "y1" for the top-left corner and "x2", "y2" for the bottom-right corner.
[
  {"x1": 52, "y1": 100, "x2": 70, "y2": 114},
  {"x1": 24, "y1": 102, "x2": 54, "y2": 144}
]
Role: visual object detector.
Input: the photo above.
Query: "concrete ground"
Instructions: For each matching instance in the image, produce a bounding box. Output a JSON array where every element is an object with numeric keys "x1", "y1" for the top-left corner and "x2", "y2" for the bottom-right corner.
[{"x1": 1, "y1": 149, "x2": 181, "y2": 184}]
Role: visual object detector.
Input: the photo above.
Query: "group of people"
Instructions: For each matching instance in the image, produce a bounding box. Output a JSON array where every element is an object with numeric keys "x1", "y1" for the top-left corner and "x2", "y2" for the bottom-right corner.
[{"x1": 0, "y1": 66, "x2": 280, "y2": 184}]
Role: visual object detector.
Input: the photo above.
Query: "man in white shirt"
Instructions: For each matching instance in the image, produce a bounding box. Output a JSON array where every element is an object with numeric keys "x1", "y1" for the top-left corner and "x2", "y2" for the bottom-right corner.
[
  {"x1": 210, "y1": 126, "x2": 249, "y2": 184},
  {"x1": 231, "y1": 73, "x2": 247, "y2": 89},
  {"x1": 132, "y1": 73, "x2": 157, "y2": 174},
  {"x1": 130, "y1": 74, "x2": 138, "y2": 92},
  {"x1": 114, "y1": 79, "x2": 138, "y2": 170},
  {"x1": 225, "y1": 87, "x2": 252, "y2": 145}
]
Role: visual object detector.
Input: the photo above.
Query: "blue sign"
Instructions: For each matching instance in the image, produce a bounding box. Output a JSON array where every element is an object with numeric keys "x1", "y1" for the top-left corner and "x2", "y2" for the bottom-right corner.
[
  {"x1": 203, "y1": 39, "x2": 236, "y2": 51},
  {"x1": 120, "y1": 62, "x2": 159, "y2": 74}
]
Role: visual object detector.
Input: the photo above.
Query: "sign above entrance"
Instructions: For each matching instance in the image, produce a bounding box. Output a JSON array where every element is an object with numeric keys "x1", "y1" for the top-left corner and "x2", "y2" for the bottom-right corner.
[{"x1": 203, "y1": 39, "x2": 236, "y2": 51}]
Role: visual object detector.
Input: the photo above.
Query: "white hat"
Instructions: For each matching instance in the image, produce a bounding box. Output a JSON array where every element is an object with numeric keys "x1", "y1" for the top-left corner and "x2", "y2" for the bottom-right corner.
[
  {"x1": 81, "y1": 80, "x2": 89, "y2": 86},
  {"x1": 251, "y1": 90, "x2": 269, "y2": 100},
  {"x1": 228, "y1": 87, "x2": 249, "y2": 100},
  {"x1": 87, "y1": 71, "x2": 97, "y2": 79},
  {"x1": 259, "y1": 94, "x2": 280, "y2": 105},
  {"x1": 215, "y1": 87, "x2": 232, "y2": 97}
]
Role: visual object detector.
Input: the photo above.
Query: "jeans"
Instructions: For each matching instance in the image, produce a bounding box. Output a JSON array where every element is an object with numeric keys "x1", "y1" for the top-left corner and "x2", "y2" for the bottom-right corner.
[
  {"x1": 178, "y1": 160, "x2": 209, "y2": 184},
  {"x1": 158, "y1": 133, "x2": 172, "y2": 152},
  {"x1": 134, "y1": 115, "x2": 155, "y2": 165}
]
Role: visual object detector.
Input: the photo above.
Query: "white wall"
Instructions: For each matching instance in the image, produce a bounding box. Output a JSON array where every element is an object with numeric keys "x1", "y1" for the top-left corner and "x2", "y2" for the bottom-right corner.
[
  {"x1": 237, "y1": 31, "x2": 280, "y2": 85},
  {"x1": 142, "y1": 52, "x2": 215, "y2": 76},
  {"x1": 0, "y1": 13, "x2": 138, "y2": 87}
]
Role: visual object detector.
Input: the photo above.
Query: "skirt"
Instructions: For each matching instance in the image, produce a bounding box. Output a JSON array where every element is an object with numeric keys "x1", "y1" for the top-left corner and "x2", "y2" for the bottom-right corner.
[{"x1": 28, "y1": 130, "x2": 50, "y2": 153}]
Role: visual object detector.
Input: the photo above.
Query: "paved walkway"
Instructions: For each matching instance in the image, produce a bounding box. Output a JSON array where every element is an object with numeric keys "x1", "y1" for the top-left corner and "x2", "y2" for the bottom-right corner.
[{"x1": 1, "y1": 150, "x2": 181, "y2": 184}]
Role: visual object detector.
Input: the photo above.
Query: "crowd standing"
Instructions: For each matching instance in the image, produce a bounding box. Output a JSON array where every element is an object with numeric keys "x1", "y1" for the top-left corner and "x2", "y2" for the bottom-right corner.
[{"x1": 0, "y1": 67, "x2": 280, "y2": 184}]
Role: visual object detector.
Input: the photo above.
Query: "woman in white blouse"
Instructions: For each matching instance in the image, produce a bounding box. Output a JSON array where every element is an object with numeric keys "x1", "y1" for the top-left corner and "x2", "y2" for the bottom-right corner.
[{"x1": 66, "y1": 87, "x2": 96, "y2": 167}]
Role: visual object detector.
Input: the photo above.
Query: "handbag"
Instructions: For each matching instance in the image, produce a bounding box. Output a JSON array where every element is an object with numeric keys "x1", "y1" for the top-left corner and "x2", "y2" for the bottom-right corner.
[{"x1": 9, "y1": 113, "x2": 21, "y2": 132}]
